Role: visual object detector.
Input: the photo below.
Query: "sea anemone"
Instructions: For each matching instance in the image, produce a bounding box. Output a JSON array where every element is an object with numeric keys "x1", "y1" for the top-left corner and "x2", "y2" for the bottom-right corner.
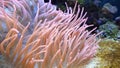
[{"x1": 0, "y1": 0, "x2": 100, "y2": 68}]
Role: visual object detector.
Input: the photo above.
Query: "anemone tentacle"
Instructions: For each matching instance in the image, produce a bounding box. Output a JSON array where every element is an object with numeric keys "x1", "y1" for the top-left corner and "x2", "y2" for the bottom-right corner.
[{"x1": 0, "y1": 0, "x2": 100, "y2": 68}]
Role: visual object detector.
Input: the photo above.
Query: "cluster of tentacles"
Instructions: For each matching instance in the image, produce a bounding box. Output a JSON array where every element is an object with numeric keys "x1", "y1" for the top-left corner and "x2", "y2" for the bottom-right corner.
[{"x1": 0, "y1": 0, "x2": 100, "y2": 68}]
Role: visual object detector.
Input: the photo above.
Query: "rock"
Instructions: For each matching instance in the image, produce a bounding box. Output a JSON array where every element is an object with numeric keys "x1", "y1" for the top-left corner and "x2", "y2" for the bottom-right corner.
[
  {"x1": 115, "y1": 16, "x2": 120, "y2": 29},
  {"x1": 102, "y1": 3, "x2": 118, "y2": 14}
]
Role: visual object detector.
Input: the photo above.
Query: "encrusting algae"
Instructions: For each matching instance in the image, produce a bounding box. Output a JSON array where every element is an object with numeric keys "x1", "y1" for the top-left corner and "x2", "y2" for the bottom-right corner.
[
  {"x1": 95, "y1": 39, "x2": 120, "y2": 68},
  {"x1": 0, "y1": 0, "x2": 101, "y2": 68}
]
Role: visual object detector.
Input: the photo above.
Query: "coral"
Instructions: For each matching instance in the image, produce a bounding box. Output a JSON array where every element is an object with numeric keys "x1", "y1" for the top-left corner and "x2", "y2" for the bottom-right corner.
[
  {"x1": 0, "y1": 0, "x2": 100, "y2": 68},
  {"x1": 96, "y1": 39, "x2": 120, "y2": 68},
  {"x1": 98, "y1": 21, "x2": 119, "y2": 39}
]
